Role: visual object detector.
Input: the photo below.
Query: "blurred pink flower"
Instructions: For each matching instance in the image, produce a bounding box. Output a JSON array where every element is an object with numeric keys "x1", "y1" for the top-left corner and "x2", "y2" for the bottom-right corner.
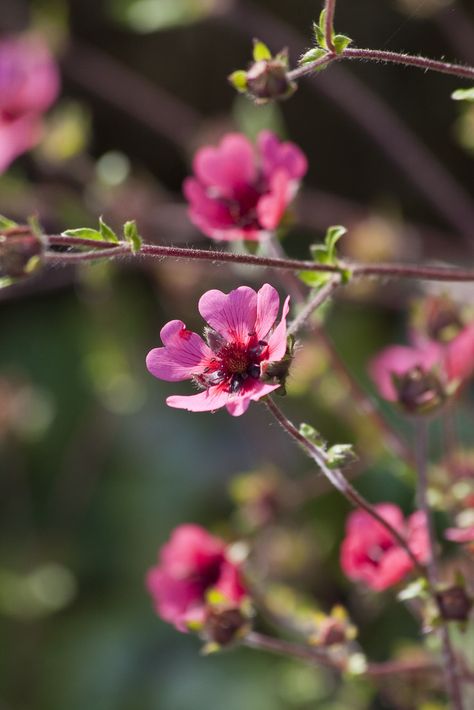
[
  {"x1": 369, "y1": 343, "x2": 442, "y2": 402},
  {"x1": 0, "y1": 34, "x2": 60, "y2": 172},
  {"x1": 445, "y1": 525, "x2": 474, "y2": 544},
  {"x1": 442, "y1": 323, "x2": 474, "y2": 383},
  {"x1": 146, "y1": 283, "x2": 290, "y2": 416},
  {"x1": 146, "y1": 524, "x2": 246, "y2": 632},
  {"x1": 183, "y1": 131, "x2": 307, "y2": 241},
  {"x1": 340, "y1": 504, "x2": 429, "y2": 591}
]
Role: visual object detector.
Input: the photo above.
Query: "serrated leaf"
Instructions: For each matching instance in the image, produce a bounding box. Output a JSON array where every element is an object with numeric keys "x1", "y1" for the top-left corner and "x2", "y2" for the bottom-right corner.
[
  {"x1": 99, "y1": 216, "x2": 119, "y2": 242},
  {"x1": 0, "y1": 215, "x2": 18, "y2": 230},
  {"x1": 228, "y1": 70, "x2": 248, "y2": 92},
  {"x1": 299, "y1": 47, "x2": 327, "y2": 65},
  {"x1": 333, "y1": 34, "x2": 352, "y2": 54},
  {"x1": 253, "y1": 39, "x2": 272, "y2": 62},
  {"x1": 452, "y1": 87, "x2": 474, "y2": 102},
  {"x1": 62, "y1": 228, "x2": 104, "y2": 240},
  {"x1": 123, "y1": 220, "x2": 142, "y2": 253}
]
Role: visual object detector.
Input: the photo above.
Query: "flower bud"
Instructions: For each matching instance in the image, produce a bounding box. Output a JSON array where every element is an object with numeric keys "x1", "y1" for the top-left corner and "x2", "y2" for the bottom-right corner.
[
  {"x1": 0, "y1": 227, "x2": 43, "y2": 279},
  {"x1": 203, "y1": 607, "x2": 250, "y2": 646},
  {"x1": 393, "y1": 366, "x2": 445, "y2": 415},
  {"x1": 436, "y1": 586, "x2": 472, "y2": 622},
  {"x1": 229, "y1": 45, "x2": 296, "y2": 104}
]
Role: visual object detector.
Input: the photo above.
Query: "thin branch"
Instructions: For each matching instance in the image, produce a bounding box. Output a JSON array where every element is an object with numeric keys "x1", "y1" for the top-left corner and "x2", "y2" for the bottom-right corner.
[
  {"x1": 415, "y1": 421, "x2": 465, "y2": 710},
  {"x1": 264, "y1": 397, "x2": 425, "y2": 576},
  {"x1": 324, "y1": 0, "x2": 337, "y2": 53},
  {"x1": 287, "y1": 276, "x2": 341, "y2": 337},
  {"x1": 243, "y1": 631, "x2": 438, "y2": 678},
  {"x1": 287, "y1": 46, "x2": 474, "y2": 82},
  {"x1": 43, "y1": 235, "x2": 474, "y2": 283}
]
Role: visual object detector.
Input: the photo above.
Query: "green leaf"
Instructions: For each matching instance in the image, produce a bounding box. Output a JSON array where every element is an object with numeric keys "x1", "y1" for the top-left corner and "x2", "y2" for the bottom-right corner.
[
  {"x1": 253, "y1": 39, "x2": 272, "y2": 62},
  {"x1": 299, "y1": 423, "x2": 326, "y2": 447},
  {"x1": 0, "y1": 215, "x2": 18, "y2": 230},
  {"x1": 99, "y1": 216, "x2": 119, "y2": 243},
  {"x1": 123, "y1": 220, "x2": 142, "y2": 253},
  {"x1": 324, "y1": 224, "x2": 347, "y2": 260},
  {"x1": 451, "y1": 87, "x2": 474, "y2": 102},
  {"x1": 228, "y1": 70, "x2": 248, "y2": 93},
  {"x1": 397, "y1": 577, "x2": 429, "y2": 602},
  {"x1": 0, "y1": 276, "x2": 14, "y2": 289},
  {"x1": 326, "y1": 443, "x2": 357, "y2": 469},
  {"x1": 62, "y1": 228, "x2": 104, "y2": 240},
  {"x1": 297, "y1": 270, "x2": 331, "y2": 288},
  {"x1": 313, "y1": 19, "x2": 326, "y2": 49},
  {"x1": 299, "y1": 47, "x2": 327, "y2": 65},
  {"x1": 333, "y1": 34, "x2": 352, "y2": 54}
]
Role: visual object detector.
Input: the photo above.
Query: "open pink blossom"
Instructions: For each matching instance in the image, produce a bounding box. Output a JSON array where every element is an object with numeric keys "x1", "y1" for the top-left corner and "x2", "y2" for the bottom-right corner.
[
  {"x1": 340, "y1": 504, "x2": 429, "y2": 591},
  {"x1": 146, "y1": 283, "x2": 290, "y2": 416},
  {"x1": 183, "y1": 130, "x2": 307, "y2": 241},
  {"x1": 0, "y1": 34, "x2": 60, "y2": 173},
  {"x1": 146, "y1": 524, "x2": 246, "y2": 632}
]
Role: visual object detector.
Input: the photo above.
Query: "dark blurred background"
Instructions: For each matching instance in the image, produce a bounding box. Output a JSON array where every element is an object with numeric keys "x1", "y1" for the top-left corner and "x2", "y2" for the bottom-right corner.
[{"x1": 1, "y1": 0, "x2": 474, "y2": 708}]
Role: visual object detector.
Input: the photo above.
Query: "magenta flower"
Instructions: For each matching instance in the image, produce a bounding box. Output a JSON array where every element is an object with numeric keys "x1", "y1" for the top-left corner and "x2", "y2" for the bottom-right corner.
[
  {"x1": 0, "y1": 34, "x2": 59, "y2": 173},
  {"x1": 146, "y1": 524, "x2": 246, "y2": 632},
  {"x1": 442, "y1": 323, "x2": 474, "y2": 383},
  {"x1": 146, "y1": 283, "x2": 290, "y2": 416},
  {"x1": 340, "y1": 504, "x2": 429, "y2": 591},
  {"x1": 183, "y1": 130, "x2": 307, "y2": 241},
  {"x1": 445, "y1": 525, "x2": 474, "y2": 545},
  {"x1": 369, "y1": 343, "x2": 442, "y2": 403}
]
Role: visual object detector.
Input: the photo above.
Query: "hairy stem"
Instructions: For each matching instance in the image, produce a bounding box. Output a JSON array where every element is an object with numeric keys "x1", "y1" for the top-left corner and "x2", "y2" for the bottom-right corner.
[
  {"x1": 288, "y1": 46, "x2": 474, "y2": 82},
  {"x1": 243, "y1": 631, "x2": 438, "y2": 677},
  {"x1": 324, "y1": 0, "x2": 337, "y2": 53},
  {"x1": 264, "y1": 397, "x2": 425, "y2": 575},
  {"x1": 286, "y1": 276, "x2": 341, "y2": 337},
  {"x1": 415, "y1": 421, "x2": 465, "y2": 710},
  {"x1": 44, "y1": 235, "x2": 474, "y2": 283}
]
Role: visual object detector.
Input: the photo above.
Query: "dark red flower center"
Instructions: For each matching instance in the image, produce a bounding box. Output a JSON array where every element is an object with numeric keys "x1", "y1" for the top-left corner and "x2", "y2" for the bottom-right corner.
[{"x1": 197, "y1": 332, "x2": 269, "y2": 394}]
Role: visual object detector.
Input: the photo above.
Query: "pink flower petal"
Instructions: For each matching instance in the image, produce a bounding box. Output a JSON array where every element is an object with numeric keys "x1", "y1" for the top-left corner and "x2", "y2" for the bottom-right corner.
[
  {"x1": 444, "y1": 324, "x2": 474, "y2": 383},
  {"x1": 184, "y1": 177, "x2": 235, "y2": 233},
  {"x1": 0, "y1": 115, "x2": 42, "y2": 172},
  {"x1": 266, "y1": 296, "x2": 290, "y2": 362},
  {"x1": 257, "y1": 130, "x2": 308, "y2": 181},
  {"x1": 167, "y1": 385, "x2": 230, "y2": 413},
  {"x1": 198, "y1": 286, "x2": 258, "y2": 343},
  {"x1": 193, "y1": 133, "x2": 257, "y2": 200},
  {"x1": 257, "y1": 170, "x2": 291, "y2": 231},
  {"x1": 255, "y1": 283, "x2": 280, "y2": 340},
  {"x1": 225, "y1": 381, "x2": 280, "y2": 416},
  {"x1": 146, "y1": 320, "x2": 214, "y2": 382},
  {"x1": 445, "y1": 525, "x2": 474, "y2": 543}
]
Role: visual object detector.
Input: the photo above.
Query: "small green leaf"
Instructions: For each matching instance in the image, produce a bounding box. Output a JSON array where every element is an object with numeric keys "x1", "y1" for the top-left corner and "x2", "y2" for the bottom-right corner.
[
  {"x1": 228, "y1": 70, "x2": 248, "y2": 93},
  {"x1": 299, "y1": 47, "x2": 327, "y2": 65},
  {"x1": 99, "y1": 216, "x2": 119, "y2": 243},
  {"x1": 397, "y1": 577, "x2": 429, "y2": 602},
  {"x1": 452, "y1": 87, "x2": 474, "y2": 102},
  {"x1": 253, "y1": 39, "x2": 272, "y2": 62},
  {"x1": 298, "y1": 270, "x2": 331, "y2": 288},
  {"x1": 313, "y1": 20, "x2": 326, "y2": 49},
  {"x1": 0, "y1": 276, "x2": 14, "y2": 289},
  {"x1": 0, "y1": 215, "x2": 18, "y2": 230},
  {"x1": 325, "y1": 225, "x2": 347, "y2": 260},
  {"x1": 299, "y1": 423, "x2": 326, "y2": 447},
  {"x1": 27, "y1": 214, "x2": 43, "y2": 240},
  {"x1": 333, "y1": 34, "x2": 352, "y2": 54},
  {"x1": 62, "y1": 228, "x2": 104, "y2": 240},
  {"x1": 123, "y1": 220, "x2": 142, "y2": 253},
  {"x1": 326, "y1": 443, "x2": 357, "y2": 469}
]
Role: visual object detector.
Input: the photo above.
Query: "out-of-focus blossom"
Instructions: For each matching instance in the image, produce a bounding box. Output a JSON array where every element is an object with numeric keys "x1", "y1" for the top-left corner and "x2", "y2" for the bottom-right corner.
[
  {"x1": 146, "y1": 283, "x2": 290, "y2": 416},
  {"x1": 0, "y1": 34, "x2": 60, "y2": 172},
  {"x1": 340, "y1": 504, "x2": 429, "y2": 591},
  {"x1": 184, "y1": 131, "x2": 307, "y2": 241},
  {"x1": 146, "y1": 524, "x2": 246, "y2": 632},
  {"x1": 445, "y1": 525, "x2": 474, "y2": 544}
]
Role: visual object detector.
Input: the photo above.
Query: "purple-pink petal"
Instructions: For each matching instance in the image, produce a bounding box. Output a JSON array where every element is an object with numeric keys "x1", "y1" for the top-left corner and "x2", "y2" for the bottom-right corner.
[
  {"x1": 257, "y1": 130, "x2": 308, "y2": 181},
  {"x1": 266, "y1": 295, "x2": 290, "y2": 362},
  {"x1": 146, "y1": 320, "x2": 213, "y2": 382},
  {"x1": 257, "y1": 170, "x2": 291, "y2": 231},
  {"x1": 193, "y1": 133, "x2": 256, "y2": 200},
  {"x1": 198, "y1": 286, "x2": 258, "y2": 342},
  {"x1": 255, "y1": 283, "x2": 280, "y2": 340},
  {"x1": 167, "y1": 385, "x2": 230, "y2": 413},
  {"x1": 369, "y1": 343, "x2": 442, "y2": 401}
]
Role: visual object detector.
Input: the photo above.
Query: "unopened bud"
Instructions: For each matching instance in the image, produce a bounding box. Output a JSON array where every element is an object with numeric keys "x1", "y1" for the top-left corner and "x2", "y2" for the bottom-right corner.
[
  {"x1": 317, "y1": 617, "x2": 347, "y2": 646},
  {"x1": 393, "y1": 366, "x2": 445, "y2": 415},
  {"x1": 0, "y1": 227, "x2": 43, "y2": 279},
  {"x1": 436, "y1": 586, "x2": 472, "y2": 622},
  {"x1": 203, "y1": 607, "x2": 250, "y2": 646},
  {"x1": 229, "y1": 47, "x2": 296, "y2": 104}
]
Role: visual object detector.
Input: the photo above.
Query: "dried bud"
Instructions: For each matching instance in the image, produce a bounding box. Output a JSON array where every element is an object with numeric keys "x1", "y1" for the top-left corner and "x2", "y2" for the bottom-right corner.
[
  {"x1": 203, "y1": 607, "x2": 250, "y2": 646},
  {"x1": 436, "y1": 586, "x2": 472, "y2": 622},
  {"x1": 0, "y1": 226, "x2": 43, "y2": 279},
  {"x1": 393, "y1": 366, "x2": 445, "y2": 415}
]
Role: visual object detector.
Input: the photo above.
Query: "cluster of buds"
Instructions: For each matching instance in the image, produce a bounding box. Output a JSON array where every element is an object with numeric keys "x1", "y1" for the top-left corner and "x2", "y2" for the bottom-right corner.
[{"x1": 229, "y1": 40, "x2": 296, "y2": 104}]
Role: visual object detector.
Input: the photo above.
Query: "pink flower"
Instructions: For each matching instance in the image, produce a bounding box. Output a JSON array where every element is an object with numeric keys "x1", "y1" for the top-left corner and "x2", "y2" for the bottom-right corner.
[
  {"x1": 369, "y1": 343, "x2": 442, "y2": 403},
  {"x1": 443, "y1": 324, "x2": 474, "y2": 383},
  {"x1": 146, "y1": 524, "x2": 246, "y2": 632},
  {"x1": 183, "y1": 131, "x2": 307, "y2": 241},
  {"x1": 445, "y1": 525, "x2": 474, "y2": 544},
  {"x1": 0, "y1": 34, "x2": 60, "y2": 173},
  {"x1": 340, "y1": 504, "x2": 429, "y2": 591},
  {"x1": 146, "y1": 283, "x2": 290, "y2": 416}
]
